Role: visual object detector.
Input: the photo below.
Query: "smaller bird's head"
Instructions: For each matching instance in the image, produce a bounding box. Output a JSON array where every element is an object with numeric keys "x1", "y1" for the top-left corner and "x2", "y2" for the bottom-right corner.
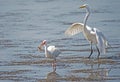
[
  {"x1": 80, "y1": 4, "x2": 88, "y2": 9},
  {"x1": 41, "y1": 40, "x2": 47, "y2": 45},
  {"x1": 38, "y1": 40, "x2": 47, "y2": 51}
]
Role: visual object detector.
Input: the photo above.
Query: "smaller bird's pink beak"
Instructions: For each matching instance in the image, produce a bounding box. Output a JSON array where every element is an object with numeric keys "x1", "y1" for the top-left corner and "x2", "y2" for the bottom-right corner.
[
  {"x1": 38, "y1": 43, "x2": 43, "y2": 51},
  {"x1": 38, "y1": 40, "x2": 46, "y2": 51}
]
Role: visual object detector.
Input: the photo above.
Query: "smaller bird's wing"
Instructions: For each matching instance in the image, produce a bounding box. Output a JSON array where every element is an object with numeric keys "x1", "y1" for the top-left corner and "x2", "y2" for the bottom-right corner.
[
  {"x1": 65, "y1": 23, "x2": 84, "y2": 36},
  {"x1": 53, "y1": 48, "x2": 61, "y2": 57},
  {"x1": 47, "y1": 46, "x2": 56, "y2": 51},
  {"x1": 47, "y1": 46, "x2": 61, "y2": 58}
]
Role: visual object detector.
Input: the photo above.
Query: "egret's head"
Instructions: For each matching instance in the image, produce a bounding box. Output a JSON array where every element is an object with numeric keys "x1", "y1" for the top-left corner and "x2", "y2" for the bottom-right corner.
[
  {"x1": 80, "y1": 4, "x2": 88, "y2": 9},
  {"x1": 38, "y1": 40, "x2": 47, "y2": 51}
]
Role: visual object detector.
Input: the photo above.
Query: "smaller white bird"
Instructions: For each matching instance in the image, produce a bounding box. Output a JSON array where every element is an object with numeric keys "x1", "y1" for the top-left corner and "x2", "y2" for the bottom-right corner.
[{"x1": 38, "y1": 40, "x2": 61, "y2": 71}]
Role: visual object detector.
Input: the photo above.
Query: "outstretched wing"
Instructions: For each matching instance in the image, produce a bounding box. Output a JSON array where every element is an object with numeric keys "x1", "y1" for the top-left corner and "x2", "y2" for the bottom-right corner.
[{"x1": 65, "y1": 23, "x2": 84, "y2": 36}]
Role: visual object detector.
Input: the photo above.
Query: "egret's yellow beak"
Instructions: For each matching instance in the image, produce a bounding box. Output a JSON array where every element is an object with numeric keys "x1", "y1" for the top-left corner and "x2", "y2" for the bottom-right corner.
[{"x1": 80, "y1": 5, "x2": 86, "y2": 8}]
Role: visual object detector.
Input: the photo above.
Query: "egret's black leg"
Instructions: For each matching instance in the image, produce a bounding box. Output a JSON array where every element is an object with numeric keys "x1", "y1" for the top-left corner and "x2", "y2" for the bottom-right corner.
[
  {"x1": 96, "y1": 46, "x2": 100, "y2": 59},
  {"x1": 88, "y1": 42, "x2": 93, "y2": 58}
]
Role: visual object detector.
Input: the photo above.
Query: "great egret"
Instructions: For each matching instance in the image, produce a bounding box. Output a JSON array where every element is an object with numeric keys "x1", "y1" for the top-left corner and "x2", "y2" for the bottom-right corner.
[
  {"x1": 65, "y1": 4, "x2": 109, "y2": 58},
  {"x1": 38, "y1": 40, "x2": 61, "y2": 71}
]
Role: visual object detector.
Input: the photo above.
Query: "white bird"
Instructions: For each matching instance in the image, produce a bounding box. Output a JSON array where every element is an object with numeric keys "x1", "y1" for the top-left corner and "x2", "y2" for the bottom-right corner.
[
  {"x1": 38, "y1": 40, "x2": 61, "y2": 71},
  {"x1": 65, "y1": 4, "x2": 109, "y2": 58}
]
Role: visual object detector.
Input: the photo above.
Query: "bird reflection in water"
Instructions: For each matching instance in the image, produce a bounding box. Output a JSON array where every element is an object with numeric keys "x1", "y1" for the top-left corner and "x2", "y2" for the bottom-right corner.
[
  {"x1": 46, "y1": 71, "x2": 60, "y2": 82},
  {"x1": 86, "y1": 59, "x2": 112, "y2": 80}
]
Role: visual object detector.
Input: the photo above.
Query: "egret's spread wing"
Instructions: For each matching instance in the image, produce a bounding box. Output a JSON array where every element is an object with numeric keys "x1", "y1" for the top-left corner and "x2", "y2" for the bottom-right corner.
[
  {"x1": 94, "y1": 28, "x2": 106, "y2": 54},
  {"x1": 65, "y1": 23, "x2": 84, "y2": 36}
]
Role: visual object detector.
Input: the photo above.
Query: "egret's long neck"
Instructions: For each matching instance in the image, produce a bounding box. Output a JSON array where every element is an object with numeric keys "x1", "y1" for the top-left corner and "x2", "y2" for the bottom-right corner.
[{"x1": 83, "y1": 7, "x2": 90, "y2": 28}]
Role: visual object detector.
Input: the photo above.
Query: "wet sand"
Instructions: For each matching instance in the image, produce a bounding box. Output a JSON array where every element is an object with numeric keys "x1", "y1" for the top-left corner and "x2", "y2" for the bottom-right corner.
[
  {"x1": 0, "y1": 54, "x2": 120, "y2": 82},
  {"x1": 0, "y1": 0, "x2": 120, "y2": 82}
]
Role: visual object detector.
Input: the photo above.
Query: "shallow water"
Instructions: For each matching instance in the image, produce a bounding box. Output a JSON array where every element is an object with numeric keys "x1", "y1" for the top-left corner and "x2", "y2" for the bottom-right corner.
[{"x1": 0, "y1": 0, "x2": 120, "y2": 82}]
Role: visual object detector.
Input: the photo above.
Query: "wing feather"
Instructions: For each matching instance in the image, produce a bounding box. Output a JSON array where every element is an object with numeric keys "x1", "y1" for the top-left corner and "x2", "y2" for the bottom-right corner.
[
  {"x1": 65, "y1": 23, "x2": 84, "y2": 36},
  {"x1": 47, "y1": 46, "x2": 61, "y2": 57}
]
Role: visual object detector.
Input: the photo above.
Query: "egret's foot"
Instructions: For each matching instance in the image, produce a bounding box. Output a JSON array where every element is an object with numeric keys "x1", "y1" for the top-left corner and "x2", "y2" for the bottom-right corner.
[
  {"x1": 97, "y1": 53, "x2": 100, "y2": 59},
  {"x1": 96, "y1": 46, "x2": 100, "y2": 59},
  {"x1": 97, "y1": 56, "x2": 100, "y2": 59},
  {"x1": 88, "y1": 43, "x2": 93, "y2": 58},
  {"x1": 88, "y1": 56, "x2": 91, "y2": 58},
  {"x1": 88, "y1": 54, "x2": 92, "y2": 58},
  {"x1": 88, "y1": 50, "x2": 93, "y2": 58}
]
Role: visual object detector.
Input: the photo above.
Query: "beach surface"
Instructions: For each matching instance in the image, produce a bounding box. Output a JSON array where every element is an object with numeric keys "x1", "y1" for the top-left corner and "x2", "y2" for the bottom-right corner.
[{"x1": 0, "y1": 0, "x2": 120, "y2": 82}]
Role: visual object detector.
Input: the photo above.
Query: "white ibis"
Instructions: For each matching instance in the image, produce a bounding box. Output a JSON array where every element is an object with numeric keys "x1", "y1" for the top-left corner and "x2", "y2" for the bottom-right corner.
[{"x1": 38, "y1": 40, "x2": 61, "y2": 71}]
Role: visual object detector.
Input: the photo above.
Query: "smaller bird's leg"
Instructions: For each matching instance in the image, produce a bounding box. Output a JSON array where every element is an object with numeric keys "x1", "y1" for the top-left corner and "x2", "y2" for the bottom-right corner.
[
  {"x1": 52, "y1": 59, "x2": 56, "y2": 71},
  {"x1": 88, "y1": 42, "x2": 93, "y2": 58},
  {"x1": 96, "y1": 46, "x2": 100, "y2": 59}
]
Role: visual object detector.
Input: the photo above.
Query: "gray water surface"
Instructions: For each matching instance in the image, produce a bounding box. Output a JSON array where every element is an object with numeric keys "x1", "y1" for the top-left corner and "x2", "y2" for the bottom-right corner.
[{"x1": 0, "y1": 0, "x2": 120, "y2": 82}]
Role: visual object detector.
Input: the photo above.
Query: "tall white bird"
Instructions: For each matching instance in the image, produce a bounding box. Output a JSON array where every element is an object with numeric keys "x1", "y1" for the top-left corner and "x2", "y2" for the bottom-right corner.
[
  {"x1": 38, "y1": 40, "x2": 61, "y2": 71},
  {"x1": 65, "y1": 4, "x2": 109, "y2": 58}
]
